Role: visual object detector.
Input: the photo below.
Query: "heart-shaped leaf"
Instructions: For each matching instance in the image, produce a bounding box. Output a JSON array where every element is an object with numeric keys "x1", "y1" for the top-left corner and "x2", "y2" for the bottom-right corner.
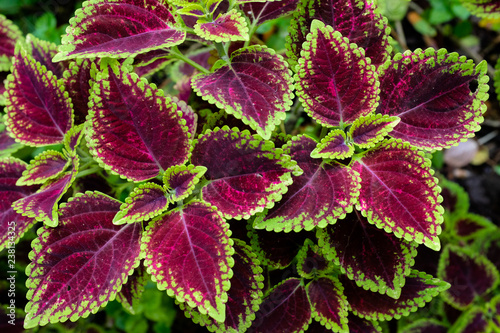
[
  {"x1": 254, "y1": 135, "x2": 359, "y2": 232},
  {"x1": 16, "y1": 150, "x2": 69, "y2": 186},
  {"x1": 353, "y1": 139, "x2": 444, "y2": 250},
  {"x1": 194, "y1": 9, "x2": 249, "y2": 42},
  {"x1": 377, "y1": 49, "x2": 489, "y2": 150},
  {"x1": 242, "y1": 0, "x2": 299, "y2": 26},
  {"x1": 163, "y1": 164, "x2": 207, "y2": 203},
  {"x1": 287, "y1": 0, "x2": 391, "y2": 69},
  {"x1": 343, "y1": 270, "x2": 450, "y2": 321},
  {"x1": 191, "y1": 126, "x2": 301, "y2": 219},
  {"x1": 53, "y1": 0, "x2": 185, "y2": 61},
  {"x1": 310, "y1": 129, "x2": 354, "y2": 159},
  {"x1": 296, "y1": 239, "x2": 333, "y2": 279},
  {"x1": 86, "y1": 59, "x2": 191, "y2": 181},
  {"x1": 0, "y1": 14, "x2": 22, "y2": 71},
  {"x1": 306, "y1": 276, "x2": 349, "y2": 332},
  {"x1": 438, "y1": 245, "x2": 499, "y2": 310},
  {"x1": 113, "y1": 183, "x2": 169, "y2": 225},
  {"x1": 141, "y1": 200, "x2": 234, "y2": 322},
  {"x1": 249, "y1": 278, "x2": 311, "y2": 332},
  {"x1": 179, "y1": 239, "x2": 264, "y2": 332},
  {"x1": 349, "y1": 113, "x2": 400, "y2": 148},
  {"x1": 295, "y1": 20, "x2": 379, "y2": 127},
  {"x1": 24, "y1": 191, "x2": 143, "y2": 328},
  {"x1": 317, "y1": 210, "x2": 418, "y2": 299},
  {"x1": 192, "y1": 45, "x2": 294, "y2": 140},
  {"x1": 5, "y1": 42, "x2": 73, "y2": 146}
]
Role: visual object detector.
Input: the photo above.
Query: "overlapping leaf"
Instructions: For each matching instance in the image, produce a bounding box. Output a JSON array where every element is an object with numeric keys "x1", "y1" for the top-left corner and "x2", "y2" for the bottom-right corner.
[
  {"x1": 0, "y1": 123, "x2": 23, "y2": 157},
  {"x1": 192, "y1": 45, "x2": 294, "y2": 140},
  {"x1": 449, "y1": 307, "x2": 490, "y2": 333},
  {"x1": 296, "y1": 239, "x2": 332, "y2": 279},
  {"x1": 24, "y1": 192, "x2": 143, "y2": 328},
  {"x1": 191, "y1": 126, "x2": 301, "y2": 219},
  {"x1": 25, "y1": 34, "x2": 66, "y2": 78},
  {"x1": 86, "y1": 59, "x2": 191, "y2": 181},
  {"x1": 349, "y1": 114, "x2": 400, "y2": 148},
  {"x1": 254, "y1": 135, "x2": 359, "y2": 232},
  {"x1": 317, "y1": 210, "x2": 418, "y2": 298},
  {"x1": 163, "y1": 164, "x2": 207, "y2": 203},
  {"x1": 242, "y1": 0, "x2": 299, "y2": 26},
  {"x1": 54, "y1": 0, "x2": 185, "y2": 61},
  {"x1": 347, "y1": 313, "x2": 382, "y2": 333},
  {"x1": 452, "y1": 213, "x2": 497, "y2": 240},
  {"x1": 461, "y1": 0, "x2": 500, "y2": 18},
  {"x1": 343, "y1": 270, "x2": 450, "y2": 321},
  {"x1": 0, "y1": 14, "x2": 22, "y2": 71},
  {"x1": 249, "y1": 278, "x2": 311, "y2": 332},
  {"x1": 286, "y1": 0, "x2": 391, "y2": 69},
  {"x1": 438, "y1": 245, "x2": 499, "y2": 310},
  {"x1": 353, "y1": 139, "x2": 443, "y2": 250},
  {"x1": 116, "y1": 264, "x2": 148, "y2": 314},
  {"x1": 306, "y1": 276, "x2": 348, "y2": 332},
  {"x1": 377, "y1": 49, "x2": 489, "y2": 150},
  {"x1": 63, "y1": 58, "x2": 93, "y2": 124},
  {"x1": 5, "y1": 43, "x2": 73, "y2": 146},
  {"x1": 180, "y1": 239, "x2": 264, "y2": 332},
  {"x1": 16, "y1": 150, "x2": 69, "y2": 186},
  {"x1": 141, "y1": 201, "x2": 234, "y2": 322},
  {"x1": 310, "y1": 129, "x2": 353, "y2": 159},
  {"x1": 194, "y1": 9, "x2": 249, "y2": 42},
  {"x1": 295, "y1": 20, "x2": 379, "y2": 127}
]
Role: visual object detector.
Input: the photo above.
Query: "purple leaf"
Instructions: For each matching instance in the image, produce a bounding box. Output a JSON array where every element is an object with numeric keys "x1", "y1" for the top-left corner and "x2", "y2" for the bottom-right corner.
[
  {"x1": 249, "y1": 278, "x2": 311, "y2": 332},
  {"x1": 343, "y1": 270, "x2": 450, "y2": 320},
  {"x1": 0, "y1": 14, "x2": 22, "y2": 71},
  {"x1": 141, "y1": 200, "x2": 234, "y2": 322},
  {"x1": 180, "y1": 239, "x2": 264, "y2": 332},
  {"x1": 191, "y1": 126, "x2": 301, "y2": 219},
  {"x1": 133, "y1": 49, "x2": 172, "y2": 77},
  {"x1": 400, "y1": 319, "x2": 448, "y2": 333},
  {"x1": 306, "y1": 276, "x2": 348, "y2": 332},
  {"x1": 5, "y1": 43, "x2": 73, "y2": 146},
  {"x1": 24, "y1": 192, "x2": 143, "y2": 328},
  {"x1": 16, "y1": 150, "x2": 69, "y2": 186},
  {"x1": 0, "y1": 158, "x2": 38, "y2": 252},
  {"x1": 192, "y1": 45, "x2": 294, "y2": 139},
  {"x1": 377, "y1": 49, "x2": 489, "y2": 150},
  {"x1": 450, "y1": 307, "x2": 489, "y2": 333},
  {"x1": 63, "y1": 58, "x2": 93, "y2": 124},
  {"x1": 63, "y1": 123, "x2": 85, "y2": 153},
  {"x1": 461, "y1": 0, "x2": 500, "y2": 18},
  {"x1": 113, "y1": 183, "x2": 169, "y2": 225},
  {"x1": 254, "y1": 135, "x2": 359, "y2": 232},
  {"x1": 163, "y1": 164, "x2": 207, "y2": 203},
  {"x1": 349, "y1": 113, "x2": 400, "y2": 148},
  {"x1": 116, "y1": 264, "x2": 148, "y2": 314},
  {"x1": 287, "y1": 0, "x2": 391, "y2": 69},
  {"x1": 296, "y1": 239, "x2": 333, "y2": 279},
  {"x1": 12, "y1": 166, "x2": 77, "y2": 227},
  {"x1": 86, "y1": 59, "x2": 191, "y2": 182},
  {"x1": 172, "y1": 97, "x2": 198, "y2": 140},
  {"x1": 353, "y1": 139, "x2": 444, "y2": 250},
  {"x1": 438, "y1": 245, "x2": 499, "y2": 310},
  {"x1": 242, "y1": 0, "x2": 299, "y2": 26},
  {"x1": 318, "y1": 210, "x2": 418, "y2": 299},
  {"x1": 54, "y1": 0, "x2": 185, "y2": 61},
  {"x1": 0, "y1": 124, "x2": 23, "y2": 157},
  {"x1": 295, "y1": 20, "x2": 379, "y2": 127},
  {"x1": 194, "y1": 9, "x2": 249, "y2": 42},
  {"x1": 25, "y1": 34, "x2": 67, "y2": 78},
  {"x1": 310, "y1": 129, "x2": 354, "y2": 159},
  {"x1": 347, "y1": 313, "x2": 382, "y2": 333},
  {"x1": 452, "y1": 213, "x2": 496, "y2": 240}
]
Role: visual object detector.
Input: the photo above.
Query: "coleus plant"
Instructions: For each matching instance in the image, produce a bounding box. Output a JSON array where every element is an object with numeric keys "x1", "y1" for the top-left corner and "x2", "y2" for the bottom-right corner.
[{"x1": 0, "y1": 0, "x2": 490, "y2": 331}]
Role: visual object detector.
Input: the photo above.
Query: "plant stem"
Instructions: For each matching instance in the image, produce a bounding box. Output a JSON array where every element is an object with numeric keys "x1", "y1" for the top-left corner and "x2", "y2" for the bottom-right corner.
[
  {"x1": 169, "y1": 46, "x2": 210, "y2": 74},
  {"x1": 214, "y1": 42, "x2": 230, "y2": 63},
  {"x1": 75, "y1": 166, "x2": 101, "y2": 179}
]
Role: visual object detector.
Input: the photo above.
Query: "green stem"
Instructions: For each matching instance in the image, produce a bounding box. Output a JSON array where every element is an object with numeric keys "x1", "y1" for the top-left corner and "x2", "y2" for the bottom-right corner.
[
  {"x1": 214, "y1": 42, "x2": 230, "y2": 63},
  {"x1": 169, "y1": 46, "x2": 210, "y2": 74},
  {"x1": 75, "y1": 166, "x2": 101, "y2": 179},
  {"x1": 319, "y1": 126, "x2": 329, "y2": 140}
]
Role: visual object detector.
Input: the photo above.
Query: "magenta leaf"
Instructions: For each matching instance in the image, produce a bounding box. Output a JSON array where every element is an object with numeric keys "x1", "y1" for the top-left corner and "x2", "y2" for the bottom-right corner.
[
  {"x1": 53, "y1": 0, "x2": 185, "y2": 61},
  {"x1": 353, "y1": 139, "x2": 444, "y2": 250},
  {"x1": 347, "y1": 313, "x2": 382, "y2": 332},
  {"x1": 16, "y1": 150, "x2": 69, "y2": 186},
  {"x1": 194, "y1": 9, "x2": 249, "y2": 42},
  {"x1": 249, "y1": 278, "x2": 311, "y2": 332},
  {"x1": 12, "y1": 161, "x2": 78, "y2": 227},
  {"x1": 242, "y1": 0, "x2": 299, "y2": 26},
  {"x1": 24, "y1": 191, "x2": 143, "y2": 329},
  {"x1": 306, "y1": 276, "x2": 348, "y2": 332},
  {"x1": 192, "y1": 45, "x2": 294, "y2": 139},
  {"x1": 0, "y1": 158, "x2": 38, "y2": 252},
  {"x1": 438, "y1": 245, "x2": 499, "y2": 310},
  {"x1": 191, "y1": 126, "x2": 301, "y2": 219},
  {"x1": 349, "y1": 113, "x2": 400, "y2": 148},
  {"x1": 173, "y1": 97, "x2": 198, "y2": 139},
  {"x1": 377, "y1": 49, "x2": 489, "y2": 150},
  {"x1": 86, "y1": 59, "x2": 191, "y2": 182},
  {"x1": 295, "y1": 20, "x2": 379, "y2": 127},
  {"x1": 5, "y1": 43, "x2": 73, "y2": 146},
  {"x1": 0, "y1": 123, "x2": 23, "y2": 157},
  {"x1": 310, "y1": 129, "x2": 354, "y2": 159},
  {"x1": 25, "y1": 34, "x2": 67, "y2": 78},
  {"x1": 296, "y1": 239, "x2": 333, "y2": 279},
  {"x1": 180, "y1": 239, "x2": 264, "y2": 332},
  {"x1": 163, "y1": 164, "x2": 207, "y2": 203},
  {"x1": 343, "y1": 270, "x2": 450, "y2": 320},
  {"x1": 116, "y1": 264, "x2": 148, "y2": 314},
  {"x1": 63, "y1": 123, "x2": 85, "y2": 153},
  {"x1": 0, "y1": 14, "x2": 22, "y2": 71},
  {"x1": 141, "y1": 200, "x2": 234, "y2": 322},
  {"x1": 63, "y1": 58, "x2": 93, "y2": 124},
  {"x1": 287, "y1": 0, "x2": 391, "y2": 69},
  {"x1": 254, "y1": 135, "x2": 359, "y2": 232},
  {"x1": 461, "y1": 0, "x2": 500, "y2": 18},
  {"x1": 317, "y1": 210, "x2": 418, "y2": 299},
  {"x1": 113, "y1": 183, "x2": 169, "y2": 225}
]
